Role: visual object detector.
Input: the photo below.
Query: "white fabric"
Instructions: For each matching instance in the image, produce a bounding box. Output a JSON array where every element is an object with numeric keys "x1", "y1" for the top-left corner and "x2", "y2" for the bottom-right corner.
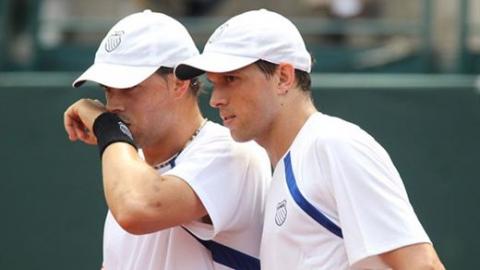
[
  {"x1": 103, "y1": 121, "x2": 271, "y2": 270},
  {"x1": 73, "y1": 10, "x2": 199, "y2": 88},
  {"x1": 260, "y1": 112, "x2": 431, "y2": 270},
  {"x1": 175, "y1": 9, "x2": 311, "y2": 80}
]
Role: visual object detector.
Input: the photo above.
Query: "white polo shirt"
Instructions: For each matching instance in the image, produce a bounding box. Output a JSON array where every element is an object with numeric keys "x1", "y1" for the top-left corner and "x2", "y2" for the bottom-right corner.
[
  {"x1": 103, "y1": 121, "x2": 271, "y2": 270},
  {"x1": 260, "y1": 112, "x2": 430, "y2": 269}
]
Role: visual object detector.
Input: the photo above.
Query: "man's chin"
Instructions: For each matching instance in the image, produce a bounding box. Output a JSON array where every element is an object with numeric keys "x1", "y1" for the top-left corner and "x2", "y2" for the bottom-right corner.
[{"x1": 230, "y1": 130, "x2": 252, "y2": 143}]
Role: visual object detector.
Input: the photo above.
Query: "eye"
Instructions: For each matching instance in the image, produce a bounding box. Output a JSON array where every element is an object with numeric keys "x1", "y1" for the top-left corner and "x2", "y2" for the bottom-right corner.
[{"x1": 225, "y1": 75, "x2": 236, "y2": 83}]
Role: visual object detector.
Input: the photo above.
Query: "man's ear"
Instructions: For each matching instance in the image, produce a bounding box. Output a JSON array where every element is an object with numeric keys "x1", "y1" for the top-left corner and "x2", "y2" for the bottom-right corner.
[
  {"x1": 172, "y1": 76, "x2": 190, "y2": 98},
  {"x1": 277, "y1": 63, "x2": 295, "y2": 95}
]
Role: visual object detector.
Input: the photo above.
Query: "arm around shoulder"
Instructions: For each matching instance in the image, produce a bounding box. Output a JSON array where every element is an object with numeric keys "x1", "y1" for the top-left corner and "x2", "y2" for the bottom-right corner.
[{"x1": 379, "y1": 243, "x2": 445, "y2": 270}]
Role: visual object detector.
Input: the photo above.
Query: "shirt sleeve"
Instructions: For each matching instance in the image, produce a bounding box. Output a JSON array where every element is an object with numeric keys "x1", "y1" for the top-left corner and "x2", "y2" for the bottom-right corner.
[
  {"x1": 318, "y1": 132, "x2": 431, "y2": 268},
  {"x1": 164, "y1": 136, "x2": 260, "y2": 240}
]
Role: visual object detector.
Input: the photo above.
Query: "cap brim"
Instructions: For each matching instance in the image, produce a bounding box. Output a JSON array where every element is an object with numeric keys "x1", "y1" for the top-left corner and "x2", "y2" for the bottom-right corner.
[
  {"x1": 175, "y1": 52, "x2": 258, "y2": 80},
  {"x1": 72, "y1": 63, "x2": 159, "y2": 88}
]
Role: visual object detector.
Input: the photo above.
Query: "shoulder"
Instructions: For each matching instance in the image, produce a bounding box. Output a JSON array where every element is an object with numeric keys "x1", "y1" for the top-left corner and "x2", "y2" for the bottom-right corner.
[
  {"x1": 198, "y1": 121, "x2": 232, "y2": 142},
  {"x1": 187, "y1": 121, "x2": 233, "y2": 152},
  {"x1": 293, "y1": 113, "x2": 385, "y2": 162},
  {"x1": 234, "y1": 140, "x2": 270, "y2": 169},
  {"x1": 185, "y1": 121, "x2": 270, "y2": 164},
  {"x1": 294, "y1": 113, "x2": 359, "y2": 148}
]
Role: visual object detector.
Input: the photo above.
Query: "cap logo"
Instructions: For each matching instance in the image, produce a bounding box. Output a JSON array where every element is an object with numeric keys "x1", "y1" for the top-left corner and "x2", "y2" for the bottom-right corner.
[
  {"x1": 207, "y1": 23, "x2": 229, "y2": 44},
  {"x1": 105, "y1": 31, "x2": 124, "y2": 52}
]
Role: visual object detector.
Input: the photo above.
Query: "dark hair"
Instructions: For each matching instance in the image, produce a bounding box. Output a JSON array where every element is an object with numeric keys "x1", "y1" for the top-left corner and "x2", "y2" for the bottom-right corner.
[
  {"x1": 155, "y1": 67, "x2": 202, "y2": 96},
  {"x1": 254, "y1": 60, "x2": 311, "y2": 92}
]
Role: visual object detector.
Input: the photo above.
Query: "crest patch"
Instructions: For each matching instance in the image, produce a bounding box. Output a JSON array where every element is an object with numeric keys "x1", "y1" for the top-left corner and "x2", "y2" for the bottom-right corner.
[
  {"x1": 275, "y1": 200, "x2": 287, "y2": 226},
  {"x1": 105, "y1": 31, "x2": 125, "y2": 52}
]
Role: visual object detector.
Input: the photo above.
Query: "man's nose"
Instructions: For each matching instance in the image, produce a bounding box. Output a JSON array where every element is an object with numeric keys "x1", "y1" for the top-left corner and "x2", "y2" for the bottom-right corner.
[
  {"x1": 105, "y1": 89, "x2": 125, "y2": 113},
  {"x1": 209, "y1": 87, "x2": 227, "y2": 108}
]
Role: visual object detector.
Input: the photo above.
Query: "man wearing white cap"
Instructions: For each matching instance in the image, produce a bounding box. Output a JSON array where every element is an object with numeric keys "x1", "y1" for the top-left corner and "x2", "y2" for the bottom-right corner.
[
  {"x1": 175, "y1": 9, "x2": 445, "y2": 270},
  {"x1": 63, "y1": 10, "x2": 271, "y2": 270}
]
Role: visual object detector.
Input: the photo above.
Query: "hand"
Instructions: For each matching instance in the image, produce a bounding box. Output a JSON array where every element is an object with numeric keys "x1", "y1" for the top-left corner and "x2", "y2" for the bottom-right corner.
[{"x1": 64, "y1": 98, "x2": 107, "y2": 145}]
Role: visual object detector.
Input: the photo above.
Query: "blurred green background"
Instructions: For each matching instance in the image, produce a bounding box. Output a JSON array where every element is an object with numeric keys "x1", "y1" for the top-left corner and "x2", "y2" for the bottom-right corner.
[{"x1": 1, "y1": 0, "x2": 479, "y2": 269}]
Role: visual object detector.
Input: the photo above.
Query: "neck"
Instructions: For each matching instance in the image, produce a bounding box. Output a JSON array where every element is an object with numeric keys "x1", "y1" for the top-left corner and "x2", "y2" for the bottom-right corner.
[
  {"x1": 257, "y1": 91, "x2": 317, "y2": 167},
  {"x1": 143, "y1": 103, "x2": 204, "y2": 166}
]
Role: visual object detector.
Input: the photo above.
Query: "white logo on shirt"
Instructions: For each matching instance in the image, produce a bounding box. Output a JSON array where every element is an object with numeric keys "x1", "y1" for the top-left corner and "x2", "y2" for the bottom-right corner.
[{"x1": 275, "y1": 200, "x2": 287, "y2": 226}]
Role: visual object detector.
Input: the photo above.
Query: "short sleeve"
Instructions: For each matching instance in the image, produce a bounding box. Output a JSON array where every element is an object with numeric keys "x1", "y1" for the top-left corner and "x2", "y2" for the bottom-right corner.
[
  {"x1": 318, "y1": 133, "x2": 431, "y2": 268},
  {"x1": 165, "y1": 133, "x2": 268, "y2": 240}
]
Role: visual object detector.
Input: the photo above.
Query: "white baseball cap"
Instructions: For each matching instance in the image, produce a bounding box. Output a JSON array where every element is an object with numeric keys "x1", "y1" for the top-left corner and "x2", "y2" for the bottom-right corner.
[
  {"x1": 73, "y1": 10, "x2": 199, "y2": 88},
  {"x1": 175, "y1": 9, "x2": 311, "y2": 80}
]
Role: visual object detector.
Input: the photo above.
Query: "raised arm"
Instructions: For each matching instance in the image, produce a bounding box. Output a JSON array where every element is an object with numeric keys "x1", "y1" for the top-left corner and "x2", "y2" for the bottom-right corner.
[
  {"x1": 101, "y1": 143, "x2": 206, "y2": 234},
  {"x1": 64, "y1": 99, "x2": 207, "y2": 234}
]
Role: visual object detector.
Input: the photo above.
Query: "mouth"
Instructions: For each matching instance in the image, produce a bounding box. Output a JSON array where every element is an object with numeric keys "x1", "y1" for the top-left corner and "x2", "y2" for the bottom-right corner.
[{"x1": 221, "y1": 114, "x2": 236, "y2": 126}]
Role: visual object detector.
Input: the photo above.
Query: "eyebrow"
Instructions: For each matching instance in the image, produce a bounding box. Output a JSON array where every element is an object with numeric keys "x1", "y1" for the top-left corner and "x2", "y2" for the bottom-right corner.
[{"x1": 222, "y1": 71, "x2": 239, "y2": 76}]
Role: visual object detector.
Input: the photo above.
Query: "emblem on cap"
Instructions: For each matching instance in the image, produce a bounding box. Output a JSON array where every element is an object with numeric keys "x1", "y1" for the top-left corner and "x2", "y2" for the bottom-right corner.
[
  {"x1": 207, "y1": 23, "x2": 228, "y2": 44},
  {"x1": 105, "y1": 31, "x2": 124, "y2": 52},
  {"x1": 275, "y1": 199, "x2": 287, "y2": 226}
]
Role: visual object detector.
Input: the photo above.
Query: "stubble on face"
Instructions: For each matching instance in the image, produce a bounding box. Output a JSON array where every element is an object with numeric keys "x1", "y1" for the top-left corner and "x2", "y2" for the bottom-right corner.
[
  {"x1": 215, "y1": 65, "x2": 279, "y2": 144},
  {"x1": 119, "y1": 74, "x2": 174, "y2": 149}
]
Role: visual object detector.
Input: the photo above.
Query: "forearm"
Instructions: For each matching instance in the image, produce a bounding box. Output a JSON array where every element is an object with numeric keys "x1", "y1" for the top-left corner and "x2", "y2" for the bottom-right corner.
[
  {"x1": 100, "y1": 142, "x2": 207, "y2": 234},
  {"x1": 101, "y1": 143, "x2": 164, "y2": 232},
  {"x1": 65, "y1": 103, "x2": 207, "y2": 233}
]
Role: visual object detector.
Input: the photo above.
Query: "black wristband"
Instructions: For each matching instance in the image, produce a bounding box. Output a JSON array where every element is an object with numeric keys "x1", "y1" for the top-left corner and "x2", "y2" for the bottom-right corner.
[{"x1": 93, "y1": 112, "x2": 137, "y2": 157}]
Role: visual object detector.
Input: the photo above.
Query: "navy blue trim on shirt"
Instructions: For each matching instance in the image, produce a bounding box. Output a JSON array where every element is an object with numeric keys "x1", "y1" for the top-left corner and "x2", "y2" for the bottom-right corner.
[
  {"x1": 169, "y1": 156, "x2": 176, "y2": 168},
  {"x1": 183, "y1": 228, "x2": 260, "y2": 270},
  {"x1": 284, "y1": 152, "x2": 343, "y2": 238}
]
